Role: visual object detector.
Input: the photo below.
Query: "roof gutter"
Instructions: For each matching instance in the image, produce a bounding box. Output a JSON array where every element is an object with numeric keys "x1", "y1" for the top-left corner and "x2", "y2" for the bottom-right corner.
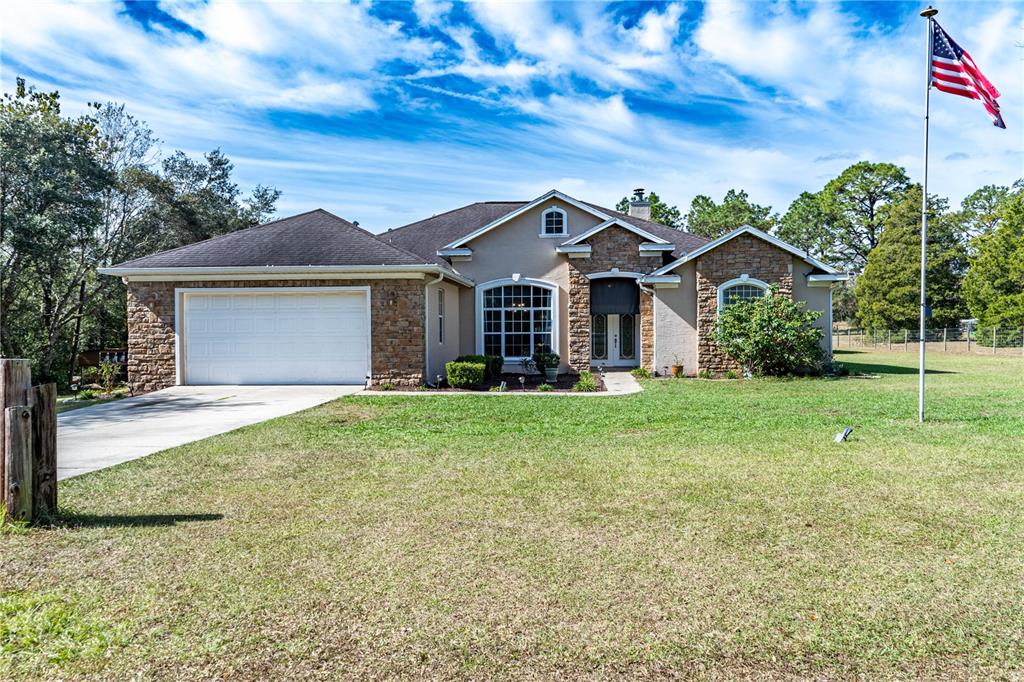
[{"x1": 97, "y1": 264, "x2": 475, "y2": 288}]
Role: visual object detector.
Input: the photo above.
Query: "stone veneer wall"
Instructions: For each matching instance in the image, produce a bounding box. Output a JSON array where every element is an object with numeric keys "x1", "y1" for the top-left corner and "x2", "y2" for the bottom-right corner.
[
  {"x1": 567, "y1": 226, "x2": 659, "y2": 372},
  {"x1": 695, "y1": 234, "x2": 793, "y2": 376},
  {"x1": 126, "y1": 278, "x2": 425, "y2": 394}
]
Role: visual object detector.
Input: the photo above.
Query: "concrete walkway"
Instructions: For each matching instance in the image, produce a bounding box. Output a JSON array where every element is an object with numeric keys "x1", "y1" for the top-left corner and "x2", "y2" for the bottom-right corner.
[{"x1": 57, "y1": 385, "x2": 361, "y2": 480}]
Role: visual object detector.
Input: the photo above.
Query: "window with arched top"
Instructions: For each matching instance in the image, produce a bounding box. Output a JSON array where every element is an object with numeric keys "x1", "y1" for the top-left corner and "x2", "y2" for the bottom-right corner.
[
  {"x1": 717, "y1": 278, "x2": 769, "y2": 310},
  {"x1": 540, "y1": 207, "x2": 567, "y2": 236},
  {"x1": 479, "y1": 280, "x2": 556, "y2": 360}
]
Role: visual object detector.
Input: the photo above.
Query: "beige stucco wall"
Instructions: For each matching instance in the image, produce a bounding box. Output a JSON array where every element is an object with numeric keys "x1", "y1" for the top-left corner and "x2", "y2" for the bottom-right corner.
[
  {"x1": 425, "y1": 279, "x2": 462, "y2": 382},
  {"x1": 653, "y1": 261, "x2": 698, "y2": 375},
  {"x1": 449, "y1": 199, "x2": 607, "y2": 372},
  {"x1": 791, "y1": 257, "x2": 833, "y2": 356}
]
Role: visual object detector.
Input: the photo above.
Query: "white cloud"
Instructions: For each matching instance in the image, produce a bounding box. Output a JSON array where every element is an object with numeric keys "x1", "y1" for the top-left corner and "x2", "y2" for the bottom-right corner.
[{"x1": 1, "y1": 0, "x2": 1019, "y2": 234}]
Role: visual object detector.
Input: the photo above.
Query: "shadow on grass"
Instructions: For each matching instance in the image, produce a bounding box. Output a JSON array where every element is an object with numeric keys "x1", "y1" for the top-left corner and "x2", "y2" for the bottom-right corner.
[
  {"x1": 834, "y1": 350, "x2": 957, "y2": 376},
  {"x1": 49, "y1": 511, "x2": 223, "y2": 528}
]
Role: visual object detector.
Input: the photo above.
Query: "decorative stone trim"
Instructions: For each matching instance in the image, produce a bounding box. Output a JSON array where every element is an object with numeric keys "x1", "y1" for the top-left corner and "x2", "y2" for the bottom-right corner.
[
  {"x1": 695, "y1": 234, "x2": 794, "y2": 376},
  {"x1": 126, "y1": 278, "x2": 425, "y2": 394},
  {"x1": 566, "y1": 225, "x2": 662, "y2": 372}
]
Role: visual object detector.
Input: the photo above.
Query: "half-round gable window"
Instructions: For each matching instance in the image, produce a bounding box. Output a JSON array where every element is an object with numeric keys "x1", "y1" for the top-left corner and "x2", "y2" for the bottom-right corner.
[
  {"x1": 541, "y1": 207, "x2": 567, "y2": 236},
  {"x1": 718, "y1": 277, "x2": 769, "y2": 309}
]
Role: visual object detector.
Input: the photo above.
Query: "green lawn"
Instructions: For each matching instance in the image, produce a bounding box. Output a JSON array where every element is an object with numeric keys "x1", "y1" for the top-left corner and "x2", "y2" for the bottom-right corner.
[{"x1": 3, "y1": 350, "x2": 1023, "y2": 679}]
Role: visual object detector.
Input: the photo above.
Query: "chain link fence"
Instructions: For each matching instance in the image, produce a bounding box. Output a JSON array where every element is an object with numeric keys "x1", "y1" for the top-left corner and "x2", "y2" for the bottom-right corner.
[{"x1": 832, "y1": 326, "x2": 1024, "y2": 357}]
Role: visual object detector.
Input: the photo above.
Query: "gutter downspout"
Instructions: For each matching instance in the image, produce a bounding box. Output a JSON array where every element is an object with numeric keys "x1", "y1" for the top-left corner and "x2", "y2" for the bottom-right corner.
[{"x1": 425, "y1": 272, "x2": 444, "y2": 387}]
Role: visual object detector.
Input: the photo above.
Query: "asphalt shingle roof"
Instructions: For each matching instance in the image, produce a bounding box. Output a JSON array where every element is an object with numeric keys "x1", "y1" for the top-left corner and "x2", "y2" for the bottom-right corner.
[
  {"x1": 113, "y1": 209, "x2": 434, "y2": 269},
  {"x1": 381, "y1": 200, "x2": 709, "y2": 260}
]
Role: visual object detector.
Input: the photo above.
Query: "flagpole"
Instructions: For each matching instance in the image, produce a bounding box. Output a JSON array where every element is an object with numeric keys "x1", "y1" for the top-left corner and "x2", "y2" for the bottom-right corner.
[{"x1": 919, "y1": 6, "x2": 937, "y2": 423}]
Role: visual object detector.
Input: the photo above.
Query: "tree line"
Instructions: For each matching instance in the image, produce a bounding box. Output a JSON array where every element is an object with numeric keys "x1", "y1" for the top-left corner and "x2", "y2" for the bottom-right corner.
[
  {"x1": 617, "y1": 164, "x2": 1024, "y2": 332},
  {"x1": 1, "y1": 79, "x2": 280, "y2": 384}
]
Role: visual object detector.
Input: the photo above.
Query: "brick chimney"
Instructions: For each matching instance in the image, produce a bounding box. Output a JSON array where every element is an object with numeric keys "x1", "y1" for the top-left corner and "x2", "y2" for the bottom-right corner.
[{"x1": 628, "y1": 188, "x2": 650, "y2": 221}]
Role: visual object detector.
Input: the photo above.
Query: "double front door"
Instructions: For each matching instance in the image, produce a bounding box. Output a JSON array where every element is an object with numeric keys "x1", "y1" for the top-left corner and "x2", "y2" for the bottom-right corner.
[{"x1": 590, "y1": 313, "x2": 639, "y2": 367}]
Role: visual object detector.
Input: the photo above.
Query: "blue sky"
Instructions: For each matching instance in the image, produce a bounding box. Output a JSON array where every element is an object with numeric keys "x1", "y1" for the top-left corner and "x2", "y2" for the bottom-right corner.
[{"x1": 2, "y1": 1, "x2": 1021, "y2": 232}]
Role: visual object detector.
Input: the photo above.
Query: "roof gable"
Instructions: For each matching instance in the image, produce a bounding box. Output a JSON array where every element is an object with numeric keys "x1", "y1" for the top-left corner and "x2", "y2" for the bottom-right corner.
[
  {"x1": 380, "y1": 193, "x2": 709, "y2": 262},
  {"x1": 440, "y1": 190, "x2": 612, "y2": 250},
  {"x1": 650, "y1": 225, "x2": 840, "y2": 276},
  {"x1": 561, "y1": 217, "x2": 670, "y2": 246}
]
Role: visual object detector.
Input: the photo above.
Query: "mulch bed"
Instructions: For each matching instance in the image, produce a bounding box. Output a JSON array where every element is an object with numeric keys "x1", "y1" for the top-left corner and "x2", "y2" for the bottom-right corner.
[{"x1": 371, "y1": 372, "x2": 607, "y2": 393}]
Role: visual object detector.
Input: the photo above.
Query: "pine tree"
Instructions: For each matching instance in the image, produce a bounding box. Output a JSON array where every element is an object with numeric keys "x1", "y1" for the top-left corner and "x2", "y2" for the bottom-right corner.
[{"x1": 856, "y1": 186, "x2": 966, "y2": 330}]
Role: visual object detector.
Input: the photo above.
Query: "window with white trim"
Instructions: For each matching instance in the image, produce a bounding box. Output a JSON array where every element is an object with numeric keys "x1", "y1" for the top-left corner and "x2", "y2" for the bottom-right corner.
[
  {"x1": 718, "y1": 279, "x2": 769, "y2": 309},
  {"x1": 482, "y1": 284, "x2": 554, "y2": 359},
  {"x1": 437, "y1": 288, "x2": 445, "y2": 344},
  {"x1": 541, "y1": 207, "x2": 567, "y2": 236}
]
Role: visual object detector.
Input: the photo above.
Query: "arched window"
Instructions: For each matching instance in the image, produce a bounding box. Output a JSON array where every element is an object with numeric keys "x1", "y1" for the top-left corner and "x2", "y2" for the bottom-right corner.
[
  {"x1": 718, "y1": 277, "x2": 769, "y2": 309},
  {"x1": 479, "y1": 280, "x2": 556, "y2": 360},
  {"x1": 540, "y1": 207, "x2": 567, "y2": 236}
]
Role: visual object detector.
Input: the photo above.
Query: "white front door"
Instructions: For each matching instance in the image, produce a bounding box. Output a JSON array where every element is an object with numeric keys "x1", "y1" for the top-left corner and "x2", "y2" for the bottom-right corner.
[
  {"x1": 181, "y1": 289, "x2": 370, "y2": 385},
  {"x1": 590, "y1": 313, "x2": 639, "y2": 367}
]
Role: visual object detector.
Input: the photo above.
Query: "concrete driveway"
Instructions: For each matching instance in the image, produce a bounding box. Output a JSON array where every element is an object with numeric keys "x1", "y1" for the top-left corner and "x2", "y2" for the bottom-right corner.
[{"x1": 57, "y1": 385, "x2": 362, "y2": 480}]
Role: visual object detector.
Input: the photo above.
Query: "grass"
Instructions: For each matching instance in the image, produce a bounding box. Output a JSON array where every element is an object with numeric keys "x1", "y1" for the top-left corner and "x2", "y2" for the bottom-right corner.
[{"x1": 2, "y1": 350, "x2": 1023, "y2": 679}]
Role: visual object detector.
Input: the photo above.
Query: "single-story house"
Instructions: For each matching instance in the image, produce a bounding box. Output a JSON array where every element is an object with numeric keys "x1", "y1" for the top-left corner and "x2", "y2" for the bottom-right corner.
[{"x1": 99, "y1": 189, "x2": 847, "y2": 392}]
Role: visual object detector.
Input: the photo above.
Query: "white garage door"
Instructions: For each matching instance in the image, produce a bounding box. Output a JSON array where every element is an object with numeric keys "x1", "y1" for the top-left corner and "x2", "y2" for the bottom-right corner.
[{"x1": 182, "y1": 289, "x2": 370, "y2": 385}]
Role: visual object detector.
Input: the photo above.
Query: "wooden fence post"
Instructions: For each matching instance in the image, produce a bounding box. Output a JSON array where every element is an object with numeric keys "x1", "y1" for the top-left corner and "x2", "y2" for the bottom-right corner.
[
  {"x1": 1, "y1": 359, "x2": 33, "y2": 518},
  {"x1": 904, "y1": 329, "x2": 908, "y2": 352},
  {"x1": 943, "y1": 327, "x2": 947, "y2": 352},
  {"x1": 993, "y1": 327, "x2": 997, "y2": 354},
  {"x1": 30, "y1": 384, "x2": 57, "y2": 519},
  {"x1": 888, "y1": 330, "x2": 892, "y2": 350},
  {"x1": 4, "y1": 406, "x2": 33, "y2": 522}
]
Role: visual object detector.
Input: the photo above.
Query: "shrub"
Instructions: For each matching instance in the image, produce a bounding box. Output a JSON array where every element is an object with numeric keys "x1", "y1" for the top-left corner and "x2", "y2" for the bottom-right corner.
[
  {"x1": 98, "y1": 360, "x2": 119, "y2": 395},
  {"x1": 630, "y1": 367, "x2": 651, "y2": 380},
  {"x1": 531, "y1": 351, "x2": 559, "y2": 373},
  {"x1": 536, "y1": 383, "x2": 554, "y2": 392},
  {"x1": 446, "y1": 361, "x2": 485, "y2": 388},
  {"x1": 456, "y1": 355, "x2": 503, "y2": 380},
  {"x1": 723, "y1": 369, "x2": 738, "y2": 380},
  {"x1": 714, "y1": 286, "x2": 825, "y2": 376},
  {"x1": 698, "y1": 370, "x2": 712, "y2": 379},
  {"x1": 571, "y1": 370, "x2": 599, "y2": 393},
  {"x1": 76, "y1": 388, "x2": 100, "y2": 400},
  {"x1": 484, "y1": 355, "x2": 504, "y2": 378},
  {"x1": 379, "y1": 382, "x2": 394, "y2": 391},
  {"x1": 488, "y1": 384, "x2": 506, "y2": 393}
]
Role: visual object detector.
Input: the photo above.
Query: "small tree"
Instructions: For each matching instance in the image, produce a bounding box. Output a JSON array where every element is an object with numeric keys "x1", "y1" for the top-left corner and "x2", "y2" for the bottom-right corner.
[
  {"x1": 714, "y1": 288, "x2": 824, "y2": 376},
  {"x1": 962, "y1": 191, "x2": 1024, "y2": 328}
]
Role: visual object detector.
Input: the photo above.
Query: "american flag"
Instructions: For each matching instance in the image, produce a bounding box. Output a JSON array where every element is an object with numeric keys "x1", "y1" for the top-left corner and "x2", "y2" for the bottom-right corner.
[{"x1": 930, "y1": 20, "x2": 1005, "y2": 129}]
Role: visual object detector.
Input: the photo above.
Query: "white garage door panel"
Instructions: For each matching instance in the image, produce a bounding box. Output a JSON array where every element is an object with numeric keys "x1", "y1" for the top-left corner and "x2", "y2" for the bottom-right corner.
[{"x1": 183, "y1": 290, "x2": 369, "y2": 385}]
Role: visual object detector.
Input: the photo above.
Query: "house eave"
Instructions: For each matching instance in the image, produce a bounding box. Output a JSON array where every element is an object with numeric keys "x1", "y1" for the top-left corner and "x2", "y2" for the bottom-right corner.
[
  {"x1": 640, "y1": 275, "x2": 681, "y2": 288},
  {"x1": 437, "y1": 248, "x2": 472, "y2": 258},
  {"x1": 807, "y1": 273, "x2": 850, "y2": 287},
  {"x1": 555, "y1": 245, "x2": 592, "y2": 256},
  {"x1": 97, "y1": 264, "x2": 476, "y2": 287}
]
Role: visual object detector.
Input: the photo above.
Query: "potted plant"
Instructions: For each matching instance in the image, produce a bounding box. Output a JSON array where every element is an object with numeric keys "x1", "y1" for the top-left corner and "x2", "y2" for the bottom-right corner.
[
  {"x1": 670, "y1": 355, "x2": 684, "y2": 377},
  {"x1": 532, "y1": 351, "x2": 560, "y2": 382}
]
